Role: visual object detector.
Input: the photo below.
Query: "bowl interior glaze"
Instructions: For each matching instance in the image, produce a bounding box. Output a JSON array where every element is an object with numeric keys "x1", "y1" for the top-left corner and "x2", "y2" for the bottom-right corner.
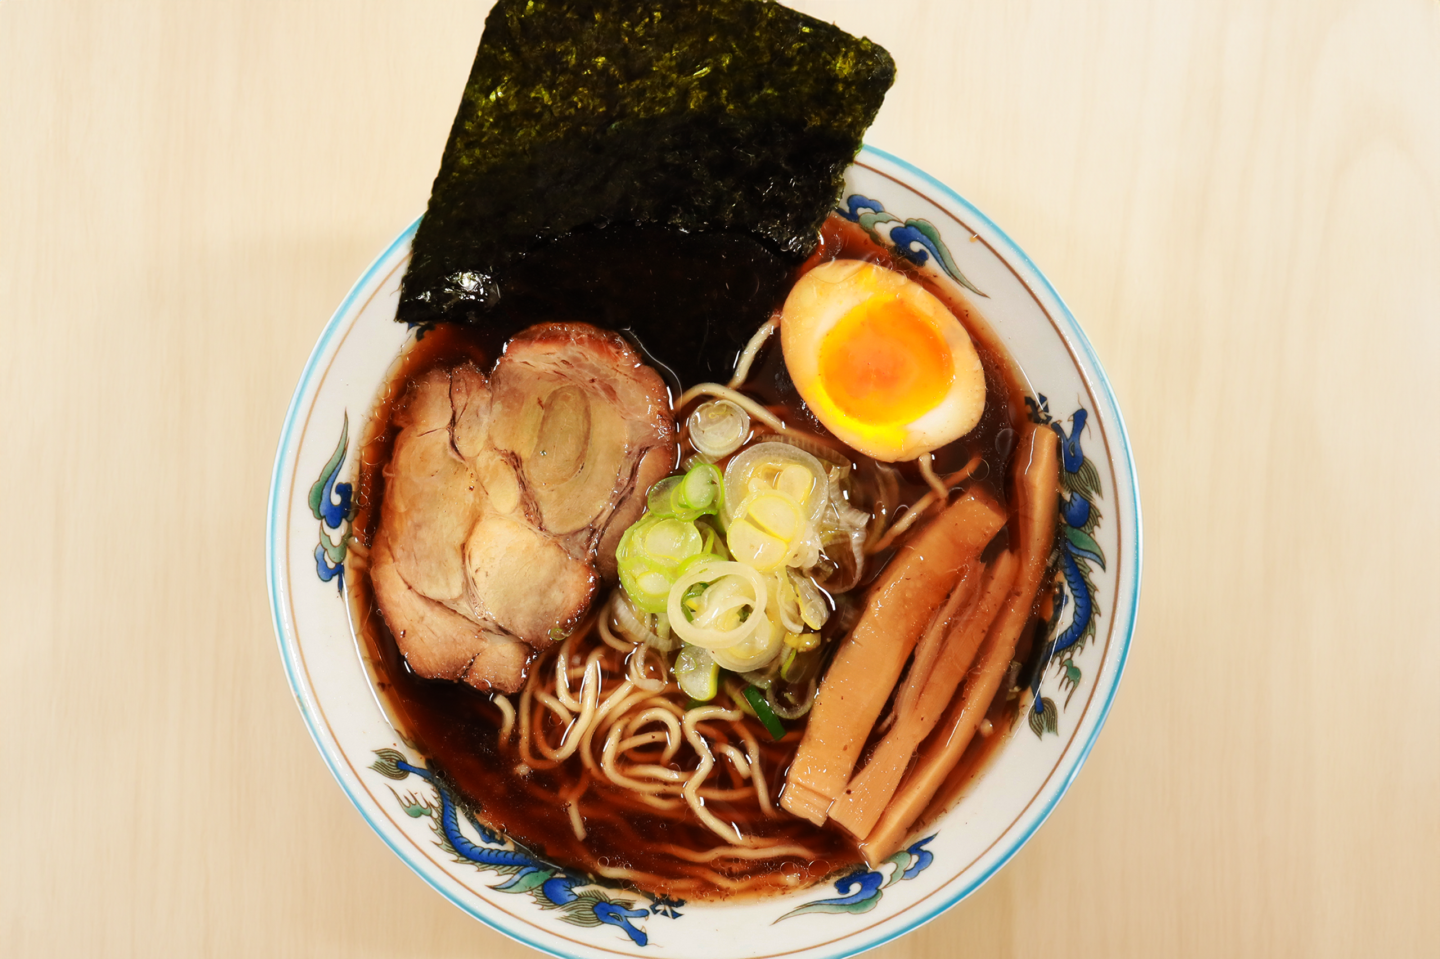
[{"x1": 267, "y1": 145, "x2": 1140, "y2": 959}]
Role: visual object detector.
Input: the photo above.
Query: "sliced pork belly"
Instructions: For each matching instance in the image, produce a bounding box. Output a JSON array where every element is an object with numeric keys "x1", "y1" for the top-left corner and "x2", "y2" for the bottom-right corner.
[
  {"x1": 488, "y1": 322, "x2": 675, "y2": 578},
  {"x1": 464, "y1": 513, "x2": 597, "y2": 644},
  {"x1": 370, "y1": 529, "x2": 530, "y2": 688},
  {"x1": 372, "y1": 364, "x2": 533, "y2": 692},
  {"x1": 379, "y1": 369, "x2": 483, "y2": 608},
  {"x1": 370, "y1": 323, "x2": 675, "y2": 694}
]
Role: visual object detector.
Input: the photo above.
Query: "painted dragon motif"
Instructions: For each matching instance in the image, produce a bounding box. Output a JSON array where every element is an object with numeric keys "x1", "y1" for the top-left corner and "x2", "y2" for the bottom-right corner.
[
  {"x1": 370, "y1": 749, "x2": 678, "y2": 946},
  {"x1": 309, "y1": 414, "x2": 353, "y2": 589},
  {"x1": 305, "y1": 259, "x2": 1104, "y2": 938},
  {"x1": 777, "y1": 837, "x2": 936, "y2": 922},
  {"x1": 1024, "y1": 396, "x2": 1105, "y2": 737},
  {"x1": 832, "y1": 193, "x2": 1106, "y2": 739},
  {"x1": 836, "y1": 194, "x2": 986, "y2": 297}
]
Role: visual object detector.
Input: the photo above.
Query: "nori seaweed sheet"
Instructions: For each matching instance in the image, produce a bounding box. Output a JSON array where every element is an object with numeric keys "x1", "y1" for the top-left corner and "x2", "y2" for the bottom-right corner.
[
  {"x1": 471, "y1": 223, "x2": 799, "y2": 385},
  {"x1": 397, "y1": 0, "x2": 895, "y2": 329}
]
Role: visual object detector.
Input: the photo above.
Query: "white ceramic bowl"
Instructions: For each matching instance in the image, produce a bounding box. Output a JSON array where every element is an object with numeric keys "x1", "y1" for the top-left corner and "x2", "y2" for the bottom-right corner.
[{"x1": 267, "y1": 145, "x2": 1141, "y2": 959}]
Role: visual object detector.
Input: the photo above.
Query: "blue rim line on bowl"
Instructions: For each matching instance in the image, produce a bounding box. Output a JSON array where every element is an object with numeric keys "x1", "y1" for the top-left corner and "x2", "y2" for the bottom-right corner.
[
  {"x1": 841, "y1": 145, "x2": 1144, "y2": 952},
  {"x1": 267, "y1": 143, "x2": 1142, "y2": 958}
]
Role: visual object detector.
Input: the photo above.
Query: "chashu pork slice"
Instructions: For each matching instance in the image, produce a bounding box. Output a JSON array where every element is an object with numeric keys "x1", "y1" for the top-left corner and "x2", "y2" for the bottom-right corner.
[
  {"x1": 370, "y1": 366, "x2": 532, "y2": 692},
  {"x1": 370, "y1": 322, "x2": 675, "y2": 695},
  {"x1": 370, "y1": 529, "x2": 531, "y2": 690},
  {"x1": 488, "y1": 322, "x2": 676, "y2": 579}
]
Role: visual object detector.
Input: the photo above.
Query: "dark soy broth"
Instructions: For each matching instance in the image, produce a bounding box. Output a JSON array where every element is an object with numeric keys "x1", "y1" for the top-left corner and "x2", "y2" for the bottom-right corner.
[{"x1": 349, "y1": 216, "x2": 1034, "y2": 898}]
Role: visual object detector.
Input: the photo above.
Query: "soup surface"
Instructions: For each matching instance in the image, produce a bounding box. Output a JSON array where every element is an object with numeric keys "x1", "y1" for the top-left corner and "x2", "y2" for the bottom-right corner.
[{"x1": 349, "y1": 216, "x2": 1038, "y2": 899}]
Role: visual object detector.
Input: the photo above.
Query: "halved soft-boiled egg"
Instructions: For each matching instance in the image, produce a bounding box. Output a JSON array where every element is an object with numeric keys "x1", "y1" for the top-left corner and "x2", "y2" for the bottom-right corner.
[{"x1": 779, "y1": 259, "x2": 986, "y2": 462}]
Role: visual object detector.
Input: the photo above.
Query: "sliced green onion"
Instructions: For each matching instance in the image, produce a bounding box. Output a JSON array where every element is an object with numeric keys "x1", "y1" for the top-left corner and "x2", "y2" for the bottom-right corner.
[
  {"x1": 646, "y1": 476, "x2": 683, "y2": 517},
  {"x1": 609, "y1": 593, "x2": 678, "y2": 651},
  {"x1": 789, "y1": 570, "x2": 831, "y2": 630},
  {"x1": 616, "y1": 514, "x2": 709, "y2": 613},
  {"x1": 661, "y1": 462, "x2": 725, "y2": 521},
  {"x1": 780, "y1": 646, "x2": 823, "y2": 684},
  {"x1": 723, "y1": 442, "x2": 829, "y2": 526},
  {"x1": 780, "y1": 647, "x2": 797, "y2": 678},
  {"x1": 688, "y1": 399, "x2": 750, "y2": 459},
  {"x1": 675, "y1": 645, "x2": 720, "y2": 701},
  {"x1": 766, "y1": 679, "x2": 816, "y2": 720},
  {"x1": 679, "y1": 463, "x2": 723, "y2": 513},
  {"x1": 667, "y1": 561, "x2": 768, "y2": 650},
  {"x1": 680, "y1": 579, "x2": 709, "y2": 619},
  {"x1": 710, "y1": 608, "x2": 783, "y2": 671},
  {"x1": 742, "y1": 684, "x2": 786, "y2": 741},
  {"x1": 643, "y1": 517, "x2": 703, "y2": 562}
]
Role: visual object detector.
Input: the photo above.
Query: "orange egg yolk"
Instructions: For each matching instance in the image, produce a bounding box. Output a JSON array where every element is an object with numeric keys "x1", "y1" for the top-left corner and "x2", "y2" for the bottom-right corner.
[{"x1": 817, "y1": 294, "x2": 954, "y2": 426}]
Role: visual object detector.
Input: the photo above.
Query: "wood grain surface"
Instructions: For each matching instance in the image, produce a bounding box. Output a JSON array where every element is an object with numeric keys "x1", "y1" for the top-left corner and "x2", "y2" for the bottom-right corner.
[{"x1": 3, "y1": 1, "x2": 1437, "y2": 956}]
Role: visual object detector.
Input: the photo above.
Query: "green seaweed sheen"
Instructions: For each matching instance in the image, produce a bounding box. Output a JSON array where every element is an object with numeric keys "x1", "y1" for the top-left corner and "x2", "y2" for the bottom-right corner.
[{"x1": 398, "y1": 0, "x2": 895, "y2": 329}]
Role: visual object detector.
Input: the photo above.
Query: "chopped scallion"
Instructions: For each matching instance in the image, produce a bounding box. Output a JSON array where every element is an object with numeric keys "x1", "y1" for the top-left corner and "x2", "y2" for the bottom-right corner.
[{"x1": 742, "y1": 684, "x2": 786, "y2": 741}]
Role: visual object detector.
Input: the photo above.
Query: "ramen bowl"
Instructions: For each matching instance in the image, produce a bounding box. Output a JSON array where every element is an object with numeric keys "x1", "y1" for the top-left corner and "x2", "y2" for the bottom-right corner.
[{"x1": 267, "y1": 145, "x2": 1141, "y2": 959}]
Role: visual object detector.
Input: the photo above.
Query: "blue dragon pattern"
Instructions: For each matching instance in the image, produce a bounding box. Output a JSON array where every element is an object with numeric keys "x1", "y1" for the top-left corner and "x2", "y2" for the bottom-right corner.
[
  {"x1": 1023, "y1": 395, "x2": 1105, "y2": 737},
  {"x1": 834, "y1": 193, "x2": 1104, "y2": 738},
  {"x1": 777, "y1": 837, "x2": 936, "y2": 922},
  {"x1": 836, "y1": 194, "x2": 986, "y2": 297},
  {"x1": 309, "y1": 414, "x2": 353, "y2": 589},
  {"x1": 370, "y1": 749, "x2": 679, "y2": 946},
  {"x1": 311, "y1": 244, "x2": 1098, "y2": 937}
]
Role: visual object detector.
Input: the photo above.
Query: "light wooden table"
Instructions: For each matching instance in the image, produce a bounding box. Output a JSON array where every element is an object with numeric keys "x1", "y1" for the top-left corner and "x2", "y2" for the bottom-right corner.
[{"x1": 3, "y1": 1, "x2": 1437, "y2": 956}]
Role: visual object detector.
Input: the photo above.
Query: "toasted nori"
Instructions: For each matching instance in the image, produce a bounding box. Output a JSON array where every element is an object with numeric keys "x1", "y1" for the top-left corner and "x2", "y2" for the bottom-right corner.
[
  {"x1": 481, "y1": 223, "x2": 799, "y2": 386},
  {"x1": 397, "y1": 0, "x2": 895, "y2": 330}
]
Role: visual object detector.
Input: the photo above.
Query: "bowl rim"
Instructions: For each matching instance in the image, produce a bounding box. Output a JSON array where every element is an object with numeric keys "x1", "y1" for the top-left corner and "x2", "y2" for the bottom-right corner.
[{"x1": 266, "y1": 143, "x2": 1142, "y2": 957}]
